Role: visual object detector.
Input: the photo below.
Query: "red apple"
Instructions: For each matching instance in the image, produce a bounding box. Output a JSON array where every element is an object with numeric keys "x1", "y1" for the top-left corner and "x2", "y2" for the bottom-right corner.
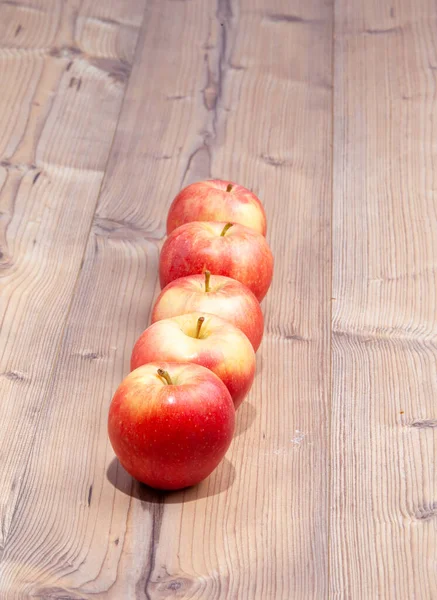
[
  {"x1": 108, "y1": 362, "x2": 235, "y2": 490},
  {"x1": 152, "y1": 272, "x2": 264, "y2": 351},
  {"x1": 167, "y1": 179, "x2": 267, "y2": 236},
  {"x1": 131, "y1": 313, "x2": 255, "y2": 409},
  {"x1": 159, "y1": 221, "x2": 273, "y2": 301}
]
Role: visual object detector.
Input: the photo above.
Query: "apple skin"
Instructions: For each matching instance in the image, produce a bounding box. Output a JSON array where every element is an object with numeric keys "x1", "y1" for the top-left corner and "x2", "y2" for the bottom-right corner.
[
  {"x1": 108, "y1": 362, "x2": 235, "y2": 490},
  {"x1": 159, "y1": 221, "x2": 273, "y2": 301},
  {"x1": 151, "y1": 273, "x2": 264, "y2": 351},
  {"x1": 167, "y1": 179, "x2": 267, "y2": 236},
  {"x1": 131, "y1": 313, "x2": 256, "y2": 409}
]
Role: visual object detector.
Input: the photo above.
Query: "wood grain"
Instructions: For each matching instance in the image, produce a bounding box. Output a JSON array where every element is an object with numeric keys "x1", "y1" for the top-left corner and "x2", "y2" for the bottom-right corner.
[
  {"x1": 331, "y1": 0, "x2": 437, "y2": 596},
  {"x1": 9, "y1": 0, "x2": 437, "y2": 596},
  {"x1": 0, "y1": 0, "x2": 333, "y2": 598},
  {"x1": 0, "y1": 0, "x2": 145, "y2": 595}
]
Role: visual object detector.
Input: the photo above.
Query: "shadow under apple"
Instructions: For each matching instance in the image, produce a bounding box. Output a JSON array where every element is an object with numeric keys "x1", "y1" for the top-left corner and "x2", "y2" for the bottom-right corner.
[
  {"x1": 234, "y1": 401, "x2": 257, "y2": 437},
  {"x1": 106, "y1": 455, "x2": 236, "y2": 505}
]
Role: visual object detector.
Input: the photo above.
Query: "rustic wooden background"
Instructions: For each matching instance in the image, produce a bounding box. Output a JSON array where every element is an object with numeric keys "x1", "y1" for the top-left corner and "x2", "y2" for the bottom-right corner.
[{"x1": 1, "y1": 0, "x2": 436, "y2": 598}]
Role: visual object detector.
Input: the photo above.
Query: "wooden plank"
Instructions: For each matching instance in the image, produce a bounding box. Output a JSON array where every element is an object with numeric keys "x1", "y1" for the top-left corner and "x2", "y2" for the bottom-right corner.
[
  {"x1": 0, "y1": 0, "x2": 334, "y2": 597},
  {"x1": 332, "y1": 0, "x2": 437, "y2": 596},
  {"x1": 0, "y1": 0, "x2": 145, "y2": 591}
]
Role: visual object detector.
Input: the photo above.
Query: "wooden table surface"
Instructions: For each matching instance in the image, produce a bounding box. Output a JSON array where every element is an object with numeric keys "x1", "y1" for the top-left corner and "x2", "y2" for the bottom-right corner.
[{"x1": 1, "y1": 0, "x2": 436, "y2": 598}]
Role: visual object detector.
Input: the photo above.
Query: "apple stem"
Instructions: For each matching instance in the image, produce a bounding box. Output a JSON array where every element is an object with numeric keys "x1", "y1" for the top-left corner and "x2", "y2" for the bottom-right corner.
[
  {"x1": 157, "y1": 368, "x2": 173, "y2": 385},
  {"x1": 196, "y1": 316, "x2": 205, "y2": 338},
  {"x1": 226, "y1": 183, "x2": 233, "y2": 192},
  {"x1": 220, "y1": 222, "x2": 233, "y2": 236},
  {"x1": 204, "y1": 270, "x2": 211, "y2": 293}
]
